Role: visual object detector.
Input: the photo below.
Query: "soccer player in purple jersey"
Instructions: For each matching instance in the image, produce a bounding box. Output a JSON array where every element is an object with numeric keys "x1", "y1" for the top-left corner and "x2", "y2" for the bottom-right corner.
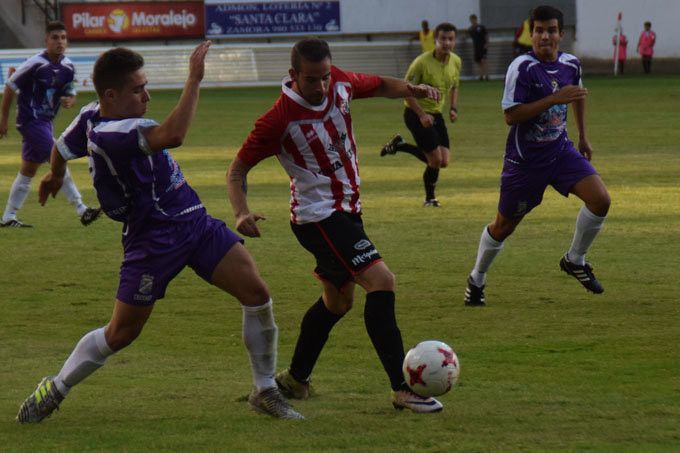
[
  {"x1": 0, "y1": 21, "x2": 100, "y2": 228},
  {"x1": 15, "y1": 42, "x2": 303, "y2": 422},
  {"x1": 463, "y1": 5, "x2": 611, "y2": 306}
]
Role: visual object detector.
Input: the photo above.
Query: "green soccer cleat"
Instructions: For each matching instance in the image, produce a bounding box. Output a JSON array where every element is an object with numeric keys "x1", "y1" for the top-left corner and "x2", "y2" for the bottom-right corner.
[
  {"x1": 16, "y1": 376, "x2": 64, "y2": 423},
  {"x1": 248, "y1": 386, "x2": 305, "y2": 420},
  {"x1": 275, "y1": 368, "x2": 313, "y2": 400}
]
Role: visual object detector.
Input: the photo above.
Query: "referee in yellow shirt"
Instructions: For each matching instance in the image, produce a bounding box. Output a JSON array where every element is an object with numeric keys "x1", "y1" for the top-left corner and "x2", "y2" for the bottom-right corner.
[{"x1": 381, "y1": 22, "x2": 461, "y2": 207}]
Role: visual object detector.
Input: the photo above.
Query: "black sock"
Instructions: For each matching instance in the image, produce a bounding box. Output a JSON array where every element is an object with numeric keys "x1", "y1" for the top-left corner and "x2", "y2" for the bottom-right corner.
[
  {"x1": 423, "y1": 166, "x2": 440, "y2": 200},
  {"x1": 289, "y1": 297, "x2": 343, "y2": 382},
  {"x1": 395, "y1": 142, "x2": 428, "y2": 163},
  {"x1": 364, "y1": 291, "x2": 406, "y2": 391}
]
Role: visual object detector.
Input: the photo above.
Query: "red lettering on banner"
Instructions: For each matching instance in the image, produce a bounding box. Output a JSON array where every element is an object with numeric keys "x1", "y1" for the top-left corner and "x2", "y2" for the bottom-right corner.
[{"x1": 61, "y1": 2, "x2": 205, "y2": 41}]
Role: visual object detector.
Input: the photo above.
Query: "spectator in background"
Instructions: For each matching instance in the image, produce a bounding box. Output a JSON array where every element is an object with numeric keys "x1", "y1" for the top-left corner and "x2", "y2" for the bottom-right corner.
[
  {"x1": 612, "y1": 28, "x2": 628, "y2": 74},
  {"x1": 637, "y1": 21, "x2": 656, "y2": 74},
  {"x1": 513, "y1": 10, "x2": 533, "y2": 56},
  {"x1": 468, "y1": 14, "x2": 489, "y2": 81},
  {"x1": 411, "y1": 20, "x2": 435, "y2": 53}
]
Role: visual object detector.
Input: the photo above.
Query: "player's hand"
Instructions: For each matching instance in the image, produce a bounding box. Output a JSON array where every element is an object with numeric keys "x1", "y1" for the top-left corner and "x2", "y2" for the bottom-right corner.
[
  {"x1": 419, "y1": 113, "x2": 434, "y2": 128},
  {"x1": 551, "y1": 85, "x2": 587, "y2": 105},
  {"x1": 188, "y1": 40, "x2": 211, "y2": 83},
  {"x1": 38, "y1": 171, "x2": 64, "y2": 205},
  {"x1": 578, "y1": 136, "x2": 593, "y2": 161},
  {"x1": 235, "y1": 212, "x2": 266, "y2": 238},
  {"x1": 408, "y1": 83, "x2": 441, "y2": 102},
  {"x1": 449, "y1": 109, "x2": 458, "y2": 122},
  {"x1": 0, "y1": 118, "x2": 8, "y2": 138},
  {"x1": 60, "y1": 96, "x2": 76, "y2": 109}
]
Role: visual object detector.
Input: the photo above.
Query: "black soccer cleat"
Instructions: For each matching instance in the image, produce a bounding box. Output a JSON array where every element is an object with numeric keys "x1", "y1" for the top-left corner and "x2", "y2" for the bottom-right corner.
[
  {"x1": 423, "y1": 199, "x2": 441, "y2": 207},
  {"x1": 80, "y1": 207, "x2": 102, "y2": 226},
  {"x1": 464, "y1": 276, "x2": 486, "y2": 306},
  {"x1": 1, "y1": 219, "x2": 32, "y2": 228},
  {"x1": 559, "y1": 255, "x2": 604, "y2": 294},
  {"x1": 380, "y1": 134, "x2": 404, "y2": 157}
]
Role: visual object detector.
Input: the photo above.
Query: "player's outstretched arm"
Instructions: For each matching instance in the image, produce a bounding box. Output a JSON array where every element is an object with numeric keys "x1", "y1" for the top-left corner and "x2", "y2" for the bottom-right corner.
[
  {"x1": 0, "y1": 84, "x2": 15, "y2": 138},
  {"x1": 144, "y1": 41, "x2": 211, "y2": 153},
  {"x1": 38, "y1": 145, "x2": 68, "y2": 205},
  {"x1": 504, "y1": 85, "x2": 587, "y2": 125},
  {"x1": 372, "y1": 76, "x2": 440, "y2": 103},
  {"x1": 227, "y1": 156, "x2": 266, "y2": 238},
  {"x1": 572, "y1": 97, "x2": 593, "y2": 161}
]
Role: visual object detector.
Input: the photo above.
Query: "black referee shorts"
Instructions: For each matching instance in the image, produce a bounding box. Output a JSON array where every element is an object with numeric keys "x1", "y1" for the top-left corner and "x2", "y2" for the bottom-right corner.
[
  {"x1": 404, "y1": 107, "x2": 449, "y2": 153},
  {"x1": 291, "y1": 211, "x2": 383, "y2": 289}
]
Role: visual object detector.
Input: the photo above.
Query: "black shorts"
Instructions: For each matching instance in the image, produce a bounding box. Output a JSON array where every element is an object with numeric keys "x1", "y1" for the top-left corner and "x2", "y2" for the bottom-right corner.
[
  {"x1": 404, "y1": 108, "x2": 449, "y2": 153},
  {"x1": 291, "y1": 211, "x2": 383, "y2": 289},
  {"x1": 474, "y1": 47, "x2": 488, "y2": 62}
]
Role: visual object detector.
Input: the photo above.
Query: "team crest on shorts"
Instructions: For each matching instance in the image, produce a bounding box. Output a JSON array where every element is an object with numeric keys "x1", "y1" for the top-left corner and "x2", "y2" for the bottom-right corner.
[{"x1": 138, "y1": 274, "x2": 154, "y2": 295}]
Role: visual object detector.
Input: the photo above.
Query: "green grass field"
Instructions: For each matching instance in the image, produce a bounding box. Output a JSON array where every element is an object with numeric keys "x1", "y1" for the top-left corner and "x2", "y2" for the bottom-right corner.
[{"x1": 1, "y1": 75, "x2": 679, "y2": 451}]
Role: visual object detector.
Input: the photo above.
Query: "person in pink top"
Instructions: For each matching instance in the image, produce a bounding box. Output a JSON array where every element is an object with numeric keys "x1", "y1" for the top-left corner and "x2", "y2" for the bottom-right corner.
[
  {"x1": 612, "y1": 29, "x2": 628, "y2": 74},
  {"x1": 637, "y1": 21, "x2": 656, "y2": 74}
]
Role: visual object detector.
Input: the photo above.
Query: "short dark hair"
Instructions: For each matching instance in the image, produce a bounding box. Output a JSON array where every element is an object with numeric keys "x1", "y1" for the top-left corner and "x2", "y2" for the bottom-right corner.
[
  {"x1": 530, "y1": 5, "x2": 564, "y2": 32},
  {"x1": 46, "y1": 21, "x2": 66, "y2": 34},
  {"x1": 434, "y1": 22, "x2": 457, "y2": 38},
  {"x1": 469, "y1": 14, "x2": 478, "y2": 21},
  {"x1": 644, "y1": 21, "x2": 652, "y2": 27},
  {"x1": 92, "y1": 48, "x2": 144, "y2": 96},
  {"x1": 291, "y1": 38, "x2": 332, "y2": 72}
]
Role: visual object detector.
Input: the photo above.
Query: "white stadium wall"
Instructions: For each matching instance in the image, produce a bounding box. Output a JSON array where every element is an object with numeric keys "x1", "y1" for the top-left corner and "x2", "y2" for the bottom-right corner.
[
  {"x1": 337, "y1": 0, "x2": 479, "y2": 33},
  {"x1": 574, "y1": 0, "x2": 680, "y2": 58}
]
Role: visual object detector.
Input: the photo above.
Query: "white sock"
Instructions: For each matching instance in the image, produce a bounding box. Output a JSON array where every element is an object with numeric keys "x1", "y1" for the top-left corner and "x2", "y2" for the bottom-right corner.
[
  {"x1": 2, "y1": 172, "x2": 32, "y2": 222},
  {"x1": 470, "y1": 226, "x2": 504, "y2": 286},
  {"x1": 242, "y1": 299, "x2": 278, "y2": 391},
  {"x1": 61, "y1": 167, "x2": 87, "y2": 216},
  {"x1": 53, "y1": 327, "x2": 114, "y2": 396},
  {"x1": 567, "y1": 206, "x2": 606, "y2": 266}
]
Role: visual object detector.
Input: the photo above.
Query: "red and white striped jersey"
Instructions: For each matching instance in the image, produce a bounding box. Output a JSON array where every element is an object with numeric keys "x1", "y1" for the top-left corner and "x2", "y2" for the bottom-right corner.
[{"x1": 238, "y1": 66, "x2": 382, "y2": 224}]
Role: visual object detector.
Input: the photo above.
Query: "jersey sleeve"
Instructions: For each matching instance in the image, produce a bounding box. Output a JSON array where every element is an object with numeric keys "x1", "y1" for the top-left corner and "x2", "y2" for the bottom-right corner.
[
  {"x1": 452, "y1": 54, "x2": 462, "y2": 89},
  {"x1": 237, "y1": 107, "x2": 285, "y2": 167},
  {"x1": 56, "y1": 103, "x2": 97, "y2": 160},
  {"x1": 6, "y1": 57, "x2": 39, "y2": 93},
  {"x1": 344, "y1": 70, "x2": 382, "y2": 99},
  {"x1": 404, "y1": 56, "x2": 424, "y2": 85},
  {"x1": 501, "y1": 58, "x2": 532, "y2": 111}
]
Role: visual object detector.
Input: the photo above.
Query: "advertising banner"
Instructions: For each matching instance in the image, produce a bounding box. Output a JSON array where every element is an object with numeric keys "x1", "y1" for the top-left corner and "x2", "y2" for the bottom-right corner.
[
  {"x1": 206, "y1": 1, "x2": 340, "y2": 37},
  {"x1": 61, "y1": 2, "x2": 204, "y2": 41}
]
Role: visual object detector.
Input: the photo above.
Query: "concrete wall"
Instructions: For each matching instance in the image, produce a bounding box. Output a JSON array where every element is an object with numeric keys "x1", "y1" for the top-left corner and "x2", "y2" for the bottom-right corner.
[
  {"x1": 0, "y1": 1, "x2": 47, "y2": 49},
  {"x1": 575, "y1": 0, "x2": 680, "y2": 58}
]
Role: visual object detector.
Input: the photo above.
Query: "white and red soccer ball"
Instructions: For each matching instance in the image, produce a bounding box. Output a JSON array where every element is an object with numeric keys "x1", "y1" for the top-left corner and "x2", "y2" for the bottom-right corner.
[{"x1": 402, "y1": 340, "x2": 460, "y2": 397}]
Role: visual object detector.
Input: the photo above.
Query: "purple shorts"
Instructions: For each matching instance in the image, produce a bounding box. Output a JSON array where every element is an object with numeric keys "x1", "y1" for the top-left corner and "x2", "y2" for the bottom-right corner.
[
  {"x1": 117, "y1": 214, "x2": 243, "y2": 306},
  {"x1": 18, "y1": 120, "x2": 54, "y2": 163},
  {"x1": 498, "y1": 144, "x2": 598, "y2": 218}
]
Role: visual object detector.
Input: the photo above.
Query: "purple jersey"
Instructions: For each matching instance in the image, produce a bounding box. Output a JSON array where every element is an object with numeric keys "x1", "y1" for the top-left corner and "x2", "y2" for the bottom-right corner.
[
  {"x1": 56, "y1": 102, "x2": 204, "y2": 240},
  {"x1": 501, "y1": 51, "x2": 582, "y2": 166},
  {"x1": 6, "y1": 51, "x2": 76, "y2": 127}
]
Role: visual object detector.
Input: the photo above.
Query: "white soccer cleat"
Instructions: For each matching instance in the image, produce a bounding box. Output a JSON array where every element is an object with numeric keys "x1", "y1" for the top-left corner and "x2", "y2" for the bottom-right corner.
[
  {"x1": 392, "y1": 388, "x2": 443, "y2": 413},
  {"x1": 248, "y1": 386, "x2": 305, "y2": 420}
]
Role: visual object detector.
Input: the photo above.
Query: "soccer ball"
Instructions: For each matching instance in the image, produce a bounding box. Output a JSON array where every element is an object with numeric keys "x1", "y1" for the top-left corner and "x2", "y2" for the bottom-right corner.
[{"x1": 402, "y1": 340, "x2": 460, "y2": 397}]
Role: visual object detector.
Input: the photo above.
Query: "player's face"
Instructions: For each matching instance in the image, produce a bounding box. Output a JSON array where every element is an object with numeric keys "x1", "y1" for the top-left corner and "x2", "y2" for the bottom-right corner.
[
  {"x1": 531, "y1": 19, "x2": 563, "y2": 61},
  {"x1": 290, "y1": 58, "x2": 332, "y2": 106},
  {"x1": 45, "y1": 30, "x2": 68, "y2": 58},
  {"x1": 108, "y1": 69, "x2": 150, "y2": 118},
  {"x1": 436, "y1": 30, "x2": 456, "y2": 54}
]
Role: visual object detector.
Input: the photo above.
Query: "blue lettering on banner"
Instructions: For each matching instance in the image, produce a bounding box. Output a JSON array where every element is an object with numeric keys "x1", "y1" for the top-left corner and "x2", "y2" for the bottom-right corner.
[{"x1": 206, "y1": 1, "x2": 340, "y2": 37}]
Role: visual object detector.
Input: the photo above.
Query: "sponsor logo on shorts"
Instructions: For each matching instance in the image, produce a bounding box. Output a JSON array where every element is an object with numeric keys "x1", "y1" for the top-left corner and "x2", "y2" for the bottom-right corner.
[
  {"x1": 514, "y1": 201, "x2": 528, "y2": 217},
  {"x1": 353, "y1": 239, "x2": 372, "y2": 250},
  {"x1": 138, "y1": 273, "x2": 154, "y2": 295},
  {"x1": 351, "y1": 249, "x2": 379, "y2": 266}
]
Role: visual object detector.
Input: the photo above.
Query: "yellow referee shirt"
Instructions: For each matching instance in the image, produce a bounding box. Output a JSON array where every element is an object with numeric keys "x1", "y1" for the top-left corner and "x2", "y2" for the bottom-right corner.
[
  {"x1": 419, "y1": 30, "x2": 435, "y2": 52},
  {"x1": 404, "y1": 50, "x2": 462, "y2": 114}
]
